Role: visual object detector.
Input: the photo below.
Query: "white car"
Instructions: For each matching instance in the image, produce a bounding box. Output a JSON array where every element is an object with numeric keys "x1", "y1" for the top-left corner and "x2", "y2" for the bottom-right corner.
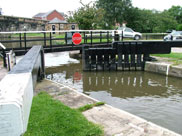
[
  {"x1": 113, "y1": 27, "x2": 142, "y2": 40},
  {"x1": 164, "y1": 30, "x2": 182, "y2": 41}
]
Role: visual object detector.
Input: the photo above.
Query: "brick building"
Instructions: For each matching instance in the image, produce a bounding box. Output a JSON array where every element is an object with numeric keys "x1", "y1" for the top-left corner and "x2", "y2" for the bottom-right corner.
[{"x1": 33, "y1": 10, "x2": 78, "y2": 31}]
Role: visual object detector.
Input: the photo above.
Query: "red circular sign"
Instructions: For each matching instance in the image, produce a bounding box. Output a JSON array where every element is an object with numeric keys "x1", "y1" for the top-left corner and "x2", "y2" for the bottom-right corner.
[{"x1": 72, "y1": 33, "x2": 82, "y2": 45}]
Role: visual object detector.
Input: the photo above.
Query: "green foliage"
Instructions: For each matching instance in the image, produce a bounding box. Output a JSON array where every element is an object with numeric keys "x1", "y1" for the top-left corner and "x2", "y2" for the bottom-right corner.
[
  {"x1": 176, "y1": 24, "x2": 182, "y2": 31},
  {"x1": 127, "y1": 8, "x2": 177, "y2": 33},
  {"x1": 24, "y1": 92, "x2": 103, "y2": 136},
  {"x1": 96, "y1": 0, "x2": 132, "y2": 28},
  {"x1": 167, "y1": 6, "x2": 182, "y2": 24},
  {"x1": 67, "y1": 2, "x2": 105, "y2": 30},
  {"x1": 66, "y1": 1, "x2": 182, "y2": 32}
]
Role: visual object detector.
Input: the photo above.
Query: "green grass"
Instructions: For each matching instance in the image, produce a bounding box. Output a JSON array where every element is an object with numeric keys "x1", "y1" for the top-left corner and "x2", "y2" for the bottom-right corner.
[
  {"x1": 152, "y1": 53, "x2": 182, "y2": 65},
  {"x1": 78, "y1": 102, "x2": 105, "y2": 112},
  {"x1": 152, "y1": 53, "x2": 182, "y2": 59},
  {"x1": 24, "y1": 92, "x2": 103, "y2": 136}
]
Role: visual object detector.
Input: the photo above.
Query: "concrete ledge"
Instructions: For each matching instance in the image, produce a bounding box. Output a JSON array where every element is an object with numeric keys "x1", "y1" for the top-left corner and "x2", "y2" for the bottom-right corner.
[
  {"x1": 145, "y1": 62, "x2": 182, "y2": 78},
  {"x1": 0, "y1": 46, "x2": 44, "y2": 136},
  {"x1": 0, "y1": 73, "x2": 33, "y2": 136}
]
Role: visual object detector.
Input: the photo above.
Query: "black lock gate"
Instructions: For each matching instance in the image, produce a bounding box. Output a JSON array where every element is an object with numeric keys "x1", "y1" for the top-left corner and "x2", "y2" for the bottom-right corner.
[{"x1": 82, "y1": 41, "x2": 172, "y2": 71}]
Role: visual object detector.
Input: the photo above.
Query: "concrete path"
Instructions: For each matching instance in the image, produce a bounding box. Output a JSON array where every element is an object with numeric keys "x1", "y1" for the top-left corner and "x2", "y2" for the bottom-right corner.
[
  {"x1": 171, "y1": 48, "x2": 182, "y2": 53},
  {"x1": 35, "y1": 79, "x2": 181, "y2": 136}
]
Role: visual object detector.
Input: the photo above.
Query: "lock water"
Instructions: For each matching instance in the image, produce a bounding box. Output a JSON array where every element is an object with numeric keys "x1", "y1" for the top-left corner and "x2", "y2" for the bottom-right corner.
[{"x1": 46, "y1": 52, "x2": 182, "y2": 135}]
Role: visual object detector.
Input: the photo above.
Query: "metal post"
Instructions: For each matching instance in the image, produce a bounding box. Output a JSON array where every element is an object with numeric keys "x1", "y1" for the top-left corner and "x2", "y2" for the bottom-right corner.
[
  {"x1": 24, "y1": 33, "x2": 27, "y2": 51},
  {"x1": 100, "y1": 31, "x2": 102, "y2": 43},
  {"x1": 2, "y1": 49, "x2": 7, "y2": 68},
  {"x1": 91, "y1": 31, "x2": 93, "y2": 45},
  {"x1": 107, "y1": 31, "x2": 109, "y2": 45},
  {"x1": 72, "y1": 32, "x2": 74, "y2": 47},
  {"x1": 121, "y1": 31, "x2": 123, "y2": 41},
  {"x1": 49, "y1": 32, "x2": 52, "y2": 50},
  {"x1": 65, "y1": 32, "x2": 67, "y2": 45},
  {"x1": 44, "y1": 32, "x2": 46, "y2": 47},
  {"x1": 19, "y1": 33, "x2": 22, "y2": 48},
  {"x1": 84, "y1": 32, "x2": 86, "y2": 44}
]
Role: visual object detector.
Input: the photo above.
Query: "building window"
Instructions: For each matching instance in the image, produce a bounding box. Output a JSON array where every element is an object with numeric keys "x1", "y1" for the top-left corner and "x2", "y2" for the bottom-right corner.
[{"x1": 60, "y1": 24, "x2": 64, "y2": 29}]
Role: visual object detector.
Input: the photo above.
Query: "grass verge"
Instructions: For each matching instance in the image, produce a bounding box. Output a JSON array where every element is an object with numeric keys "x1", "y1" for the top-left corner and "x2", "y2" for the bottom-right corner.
[
  {"x1": 152, "y1": 53, "x2": 182, "y2": 65},
  {"x1": 78, "y1": 102, "x2": 105, "y2": 112},
  {"x1": 152, "y1": 53, "x2": 182, "y2": 59},
  {"x1": 24, "y1": 92, "x2": 103, "y2": 136}
]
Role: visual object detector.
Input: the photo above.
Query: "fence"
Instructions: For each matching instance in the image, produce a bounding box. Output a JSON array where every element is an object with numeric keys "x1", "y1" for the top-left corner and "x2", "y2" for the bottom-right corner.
[{"x1": 0, "y1": 30, "x2": 168, "y2": 51}]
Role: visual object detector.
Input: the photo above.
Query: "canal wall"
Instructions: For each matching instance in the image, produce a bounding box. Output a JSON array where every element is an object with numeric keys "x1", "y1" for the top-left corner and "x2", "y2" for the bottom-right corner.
[
  {"x1": 145, "y1": 61, "x2": 182, "y2": 78},
  {"x1": 0, "y1": 15, "x2": 48, "y2": 31},
  {"x1": 0, "y1": 46, "x2": 45, "y2": 136}
]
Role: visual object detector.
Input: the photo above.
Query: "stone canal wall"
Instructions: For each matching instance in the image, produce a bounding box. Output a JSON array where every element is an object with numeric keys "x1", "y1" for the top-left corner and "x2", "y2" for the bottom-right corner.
[
  {"x1": 145, "y1": 61, "x2": 182, "y2": 78},
  {"x1": 0, "y1": 46, "x2": 45, "y2": 136},
  {"x1": 0, "y1": 15, "x2": 48, "y2": 31}
]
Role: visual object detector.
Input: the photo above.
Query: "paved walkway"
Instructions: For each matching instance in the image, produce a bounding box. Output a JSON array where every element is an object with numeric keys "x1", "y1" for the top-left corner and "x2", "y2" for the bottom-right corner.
[
  {"x1": 171, "y1": 47, "x2": 182, "y2": 53},
  {"x1": 35, "y1": 79, "x2": 181, "y2": 136}
]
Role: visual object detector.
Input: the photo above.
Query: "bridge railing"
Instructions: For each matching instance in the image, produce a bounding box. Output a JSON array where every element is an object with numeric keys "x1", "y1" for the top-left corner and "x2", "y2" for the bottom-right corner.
[
  {"x1": 0, "y1": 30, "x2": 168, "y2": 54},
  {"x1": 0, "y1": 30, "x2": 113, "y2": 51}
]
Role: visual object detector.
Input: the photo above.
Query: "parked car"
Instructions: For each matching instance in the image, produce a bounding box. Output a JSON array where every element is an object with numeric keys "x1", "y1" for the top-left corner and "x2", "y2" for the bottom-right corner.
[
  {"x1": 164, "y1": 30, "x2": 182, "y2": 41},
  {"x1": 113, "y1": 27, "x2": 142, "y2": 40}
]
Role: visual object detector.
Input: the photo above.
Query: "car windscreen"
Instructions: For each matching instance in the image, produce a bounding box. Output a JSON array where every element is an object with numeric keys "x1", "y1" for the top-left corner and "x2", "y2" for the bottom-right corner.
[{"x1": 172, "y1": 31, "x2": 182, "y2": 36}]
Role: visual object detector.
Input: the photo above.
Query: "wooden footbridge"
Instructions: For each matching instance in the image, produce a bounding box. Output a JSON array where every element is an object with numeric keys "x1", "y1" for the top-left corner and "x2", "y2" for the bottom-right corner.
[{"x1": 0, "y1": 30, "x2": 182, "y2": 71}]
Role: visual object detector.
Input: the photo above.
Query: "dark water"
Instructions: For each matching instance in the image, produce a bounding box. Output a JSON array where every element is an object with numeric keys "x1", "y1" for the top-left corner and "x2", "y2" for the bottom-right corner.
[{"x1": 46, "y1": 54, "x2": 182, "y2": 135}]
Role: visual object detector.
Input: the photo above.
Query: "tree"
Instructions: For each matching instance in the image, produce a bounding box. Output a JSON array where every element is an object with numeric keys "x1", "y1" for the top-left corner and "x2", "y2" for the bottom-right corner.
[
  {"x1": 66, "y1": 1, "x2": 105, "y2": 30},
  {"x1": 153, "y1": 12, "x2": 178, "y2": 32},
  {"x1": 167, "y1": 6, "x2": 182, "y2": 24},
  {"x1": 96, "y1": 0, "x2": 132, "y2": 28},
  {"x1": 126, "y1": 8, "x2": 177, "y2": 33}
]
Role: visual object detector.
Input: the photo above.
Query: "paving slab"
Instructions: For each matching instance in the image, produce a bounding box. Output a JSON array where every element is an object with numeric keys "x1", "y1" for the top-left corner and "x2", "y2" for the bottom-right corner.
[{"x1": 35, "y1": 79, "x2": 181, "y2": 136}]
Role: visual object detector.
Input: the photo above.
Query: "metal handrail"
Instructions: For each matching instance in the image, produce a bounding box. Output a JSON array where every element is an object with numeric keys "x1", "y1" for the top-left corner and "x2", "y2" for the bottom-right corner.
[
  {"x1": 0, "y1": 42, "x2": 6, "y2": 50},
  {"x1": 0, "y1": 30, "x2": 114, "y2": 34},
  {"x1": 0, "y1": 42, "x2": 7, "y2": 67}
]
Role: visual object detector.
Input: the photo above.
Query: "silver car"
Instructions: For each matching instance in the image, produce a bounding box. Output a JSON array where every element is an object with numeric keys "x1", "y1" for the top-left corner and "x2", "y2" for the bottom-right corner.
[
  {"x1": 115, "y1": 27, "x2": 142, "y2": 40},
  {"x1": 164, "y1": 30, "x2": 182, "y2": 41}
]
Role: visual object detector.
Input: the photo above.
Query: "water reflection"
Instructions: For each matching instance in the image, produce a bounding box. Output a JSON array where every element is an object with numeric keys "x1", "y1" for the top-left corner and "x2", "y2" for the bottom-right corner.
[{"x1": 46, "y1": 61, "x2": 182, "y2": 134}]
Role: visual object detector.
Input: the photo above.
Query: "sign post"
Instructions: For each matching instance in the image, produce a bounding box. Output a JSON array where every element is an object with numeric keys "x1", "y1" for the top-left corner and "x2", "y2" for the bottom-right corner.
[{"x1": 72, "y1": 33, "x2": 82, "y2": 45}]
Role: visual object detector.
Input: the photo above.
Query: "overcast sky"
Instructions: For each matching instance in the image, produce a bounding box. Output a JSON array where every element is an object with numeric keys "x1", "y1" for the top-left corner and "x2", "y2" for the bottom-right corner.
[{"x1": 0, "y1": 0, "x2": 182, "y2": 18}]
